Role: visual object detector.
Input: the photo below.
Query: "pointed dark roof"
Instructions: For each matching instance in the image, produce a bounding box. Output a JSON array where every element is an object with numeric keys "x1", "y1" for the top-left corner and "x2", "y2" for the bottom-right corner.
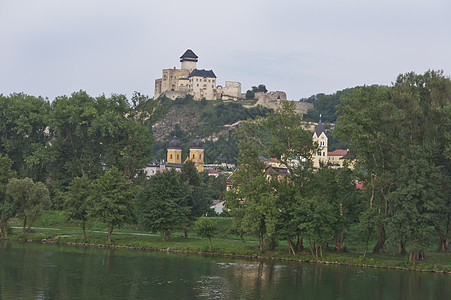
[
  {"x1": 180, "y1": 49, "x2": 198, "y2": 62},
  {"x1": 315, "y1": 118, "x2": 326, "y2": 137},
  {"x1": 188, "y1": 69, "x2": 216, "y2": 78}
]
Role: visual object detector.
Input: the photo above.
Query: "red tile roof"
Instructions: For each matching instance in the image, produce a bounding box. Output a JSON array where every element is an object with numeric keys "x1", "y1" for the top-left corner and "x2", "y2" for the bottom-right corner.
[{"x1": 327, "y1": 149, "x2": 348, "y2": 156}]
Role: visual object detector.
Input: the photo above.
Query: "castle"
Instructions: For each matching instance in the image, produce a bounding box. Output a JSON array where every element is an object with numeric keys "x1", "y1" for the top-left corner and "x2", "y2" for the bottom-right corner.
[
  {"x1": 154, "y1": 49, "x2": 314, "y2": 115},
  {"x1": 154, "y1": 49, "x2": 242, "y2": 101}
]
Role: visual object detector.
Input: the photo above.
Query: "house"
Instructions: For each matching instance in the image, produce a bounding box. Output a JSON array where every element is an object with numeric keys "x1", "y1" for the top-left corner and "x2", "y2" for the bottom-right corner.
[{"x1": 327, "y1": 149, "x2": 349, "y2": 168}]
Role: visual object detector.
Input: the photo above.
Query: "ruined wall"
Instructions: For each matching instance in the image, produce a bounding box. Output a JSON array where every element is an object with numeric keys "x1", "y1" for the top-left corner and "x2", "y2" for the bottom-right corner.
[{"x1": 254, "y1": 91, "x2": 313, "y2": 115}]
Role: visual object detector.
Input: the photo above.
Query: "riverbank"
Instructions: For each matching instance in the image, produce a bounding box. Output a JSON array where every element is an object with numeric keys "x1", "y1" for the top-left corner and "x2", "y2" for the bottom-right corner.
[{"x1": 4, "y1": 225, "x2": 450, "y2": 274}]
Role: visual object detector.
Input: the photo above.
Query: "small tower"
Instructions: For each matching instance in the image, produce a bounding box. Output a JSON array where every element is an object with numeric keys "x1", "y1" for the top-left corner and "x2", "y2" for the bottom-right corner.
[
  {"x1": 167, "y1": 136, "x2": 182, "y2": 165},
  {"x1": 180, "y1": 49, "x2": 198, "y2": 72},
  {"x1": 312, "y1": 116, "x2": 328, "y2": 168},
  {"x1": 189, "y1": 136, "x2": 204, "y2": 172}
]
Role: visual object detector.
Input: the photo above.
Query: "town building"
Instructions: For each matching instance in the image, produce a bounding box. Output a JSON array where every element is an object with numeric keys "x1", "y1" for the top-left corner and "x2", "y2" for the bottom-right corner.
[{"x1": 143, "y1": 135, "x2": 204, "y2": 177}]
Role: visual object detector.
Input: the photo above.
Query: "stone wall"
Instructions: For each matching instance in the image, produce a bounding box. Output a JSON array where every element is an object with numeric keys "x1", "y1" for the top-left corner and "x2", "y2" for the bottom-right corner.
[{"x1": 254, "y1": 91, "x2": 313, "y2": 115}]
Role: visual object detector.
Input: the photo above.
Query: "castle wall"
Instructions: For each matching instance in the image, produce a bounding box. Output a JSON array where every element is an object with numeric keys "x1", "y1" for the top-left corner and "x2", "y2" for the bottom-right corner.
[
  {"x1": 222, "y1": 81, "x2": 241, "y2": 99},
  {"x1": 254, "y1": 91, "x2": 313, "y2": 114},
  {"x1": 189, "y1": 76, "x2": 217, "y2": 100}
]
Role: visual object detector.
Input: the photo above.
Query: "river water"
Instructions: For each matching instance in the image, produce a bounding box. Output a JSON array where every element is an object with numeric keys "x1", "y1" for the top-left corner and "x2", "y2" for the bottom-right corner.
[{"x1": 0, "y1": 241, "x2": 449, "y2": 299}]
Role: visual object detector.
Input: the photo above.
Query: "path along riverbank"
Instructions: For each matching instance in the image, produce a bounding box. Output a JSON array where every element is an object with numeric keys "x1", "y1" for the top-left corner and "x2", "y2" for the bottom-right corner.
[{"x1": 4, "y1": 226, "x2": 450, "y2": 275}]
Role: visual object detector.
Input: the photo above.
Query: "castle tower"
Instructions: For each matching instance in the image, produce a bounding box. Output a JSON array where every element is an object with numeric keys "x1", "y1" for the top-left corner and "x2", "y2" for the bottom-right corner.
[
  {"x1": 180, "y1": 49, "x2": 198, "y2": 72},
  {"x1": 312, "y1": 116, "x2": 328, "y2": 168},
  {"x1": 189, "y1": 136, "x2": 204, "y2": 172},
  {"x1": 167, "y1": 136, "x2": 182, "y2": 164}
]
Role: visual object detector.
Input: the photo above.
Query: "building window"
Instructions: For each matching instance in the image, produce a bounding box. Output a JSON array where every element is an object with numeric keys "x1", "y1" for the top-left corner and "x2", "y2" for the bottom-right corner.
[
  {"x1": 177, "y1": 154, "x2": 179, "y2": 160},
  {"x1": 170, "y1": 154, "x2": 173, "y2": 160},
  {"x1": 199, "y1": 154, "x2": 202, "y2": 160},
  {"x1": 192, "y1": 154, "x2": 195, "y2": 159}
]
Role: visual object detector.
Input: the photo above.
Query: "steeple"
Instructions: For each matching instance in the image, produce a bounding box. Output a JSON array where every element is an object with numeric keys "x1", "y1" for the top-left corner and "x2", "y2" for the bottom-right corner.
[
  {"x1": 315, "y1": 115, "x2": 325, "y2": 137},
  {"x1": 167, "y1": 136, "x2": 182, "y2": 164},
  {"x1": 189, "y1": 136, "x2": 204, "y2": 172}
]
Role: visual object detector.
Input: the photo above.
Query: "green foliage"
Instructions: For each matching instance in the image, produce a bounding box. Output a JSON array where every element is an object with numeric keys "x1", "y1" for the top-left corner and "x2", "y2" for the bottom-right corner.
[
  {"x1": 245, "y1": 90, "x2": 255, "y2": 99},
  {"x1": 90, "y1": 167, "x2": 133, "y2": 243},
  {"x1": 152, "y1": 98, "x2": 272, "y2": 163},
  {"x1": 48, "y1": 91, "x2": 154, "y2": 207},
  {"x1": 301, "y1": 87, "x2": 360, "y2": 123},
  {"x1": 0, "y1": 154, "x2": 17, "y2": 237},
  {"x1": 6, "y1": 177, "x2": 50, "y2": 235},
  {"x1": 135, "y1": 169, "x2": 191, "y2": 241},
  {"x1": 336, "y1": 70, "x2": 451, "y2": 258},
  {"x1": 64, "y1": 173, "x2": 93, "y2": 239},
  {"x1": 0, "y1": 93, "x2": 50, "y2": 181},
  {"x1": 194, "y1": 217, "x2": 218, "y2": 250}
]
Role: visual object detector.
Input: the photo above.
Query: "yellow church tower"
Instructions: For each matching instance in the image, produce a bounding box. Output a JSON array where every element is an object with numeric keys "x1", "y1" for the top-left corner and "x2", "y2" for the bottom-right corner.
[
  {"x1": 167, "y1": 136, "x2": 182, "y2": 164},
  {"x1": 189, "y1": 136, "x2": 204, "y2": 172}
]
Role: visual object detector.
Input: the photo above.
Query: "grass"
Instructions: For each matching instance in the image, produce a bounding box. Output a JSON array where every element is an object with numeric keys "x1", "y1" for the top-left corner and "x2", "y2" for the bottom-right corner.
[{"x1": 5, "y1": 211, "x2": 450, "y2": 273}]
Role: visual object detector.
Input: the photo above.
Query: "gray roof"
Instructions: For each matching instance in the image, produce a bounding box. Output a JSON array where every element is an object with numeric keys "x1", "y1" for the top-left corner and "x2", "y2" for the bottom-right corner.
[
  {"x1": 180, "y1": 49, "x2": 198, "y2": 61},
  {"x1": 315, "y1": 119, "x2": 326, "y2": 136},
  {"x1": 189, "y1": 69, "x2": 216, "y2": 78}
]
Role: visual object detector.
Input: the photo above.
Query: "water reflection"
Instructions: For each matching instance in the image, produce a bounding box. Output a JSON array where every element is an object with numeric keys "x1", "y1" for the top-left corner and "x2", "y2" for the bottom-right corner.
[{"x1": 0, "y1": 241, "x2": 449, "y2": 299}]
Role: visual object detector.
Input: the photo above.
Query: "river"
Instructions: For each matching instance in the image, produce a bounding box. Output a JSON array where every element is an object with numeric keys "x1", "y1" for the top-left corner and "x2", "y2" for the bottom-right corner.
[{"x1": 0, "y1": 241, "x2": 449, "y2": 299}]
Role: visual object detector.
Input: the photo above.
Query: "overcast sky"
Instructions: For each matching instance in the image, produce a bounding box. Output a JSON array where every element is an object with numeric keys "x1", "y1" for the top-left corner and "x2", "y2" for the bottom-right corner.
[{"x1": 1, "y1": 0, "x2": 450, "y2": 101}]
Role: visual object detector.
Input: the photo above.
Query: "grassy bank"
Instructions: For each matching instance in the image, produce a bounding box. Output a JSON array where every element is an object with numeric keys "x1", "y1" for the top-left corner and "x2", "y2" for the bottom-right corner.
[{"x1": 4, "y1": 211, "x2": 450, "y2": 273}]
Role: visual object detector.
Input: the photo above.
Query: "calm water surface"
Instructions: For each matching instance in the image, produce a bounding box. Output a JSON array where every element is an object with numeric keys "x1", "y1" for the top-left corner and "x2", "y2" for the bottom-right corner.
[{"x1": 0, "y1": 241, "x2": 449, "y2": 299}]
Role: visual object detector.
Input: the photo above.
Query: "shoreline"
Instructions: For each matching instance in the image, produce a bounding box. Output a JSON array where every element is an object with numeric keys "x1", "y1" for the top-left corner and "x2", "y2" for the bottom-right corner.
[{"x1": 5, "y1": 237, "x2": 450, "y2": 275}]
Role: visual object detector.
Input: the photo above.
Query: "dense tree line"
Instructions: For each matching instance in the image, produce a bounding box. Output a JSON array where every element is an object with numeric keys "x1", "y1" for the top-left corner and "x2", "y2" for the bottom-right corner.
[
  {"x1": 227, "y1": 71, "x2": 450, "y2": 261},
  {"x1": 0, "y1": 91, "x2": 155, "y2": 239},
  {"x1": 0, "y1": 88, "x2": 223, "y2": 242}
]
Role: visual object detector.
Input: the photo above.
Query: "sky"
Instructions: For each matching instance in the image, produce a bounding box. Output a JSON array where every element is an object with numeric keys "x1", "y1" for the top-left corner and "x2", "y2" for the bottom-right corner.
[{"x1": 1, "y1": 0, "x2": 450, "y2": 101}]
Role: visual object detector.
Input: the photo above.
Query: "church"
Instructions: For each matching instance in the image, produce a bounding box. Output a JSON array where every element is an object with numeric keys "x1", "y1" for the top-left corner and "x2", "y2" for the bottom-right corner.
[
  {"x1": 143, "y1": 136, "x2": 204, "y2": 177},
  {"x1": 154, "y1": 49, "x2": 242, "y2": 101}
]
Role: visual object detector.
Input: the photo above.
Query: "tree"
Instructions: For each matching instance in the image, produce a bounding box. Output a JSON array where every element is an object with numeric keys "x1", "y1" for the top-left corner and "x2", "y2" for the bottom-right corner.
[
  {"x1": 194, "y1": 217, "x2": 217, "y2": 251},
  {"x1": 181, "y1": 160, "x2": 211, "y2": 237},
  {"x1": 90, "y1": 167, "x2": 133, "y2": 243},
  {"x1": 64, "y1": 173, "x2": 93, "y2": 240},
  {"x1": 0, "y1": 154, "x2": 17, "y2": 237},
  {"x1": 48, "y1": 91, "x2": 102, "y2": 207},
  {"x1": 6, "y1": 178, "x2": 49, "y2": 235},
  {"x1": 0, "y1": 93, "x2": 50, "y2": 181},
  {"x1": 245, "y1": 90, "x2": 255, "y2": 99},
  {"x1": 386, "y1": 71, "x2": 451, "y2": 258},
  {"x1": 336, "y1": 70, "x2": 451, "y2": 258},
  {"x1": 336, "y1": 85, "x2": 395, "y2": 253},
  {"x1": 226, "y1": 138, "x2": 277, "y2": 252},
  {"x1": 135, "y1": 169, "x2": 190, "y2": 241}
]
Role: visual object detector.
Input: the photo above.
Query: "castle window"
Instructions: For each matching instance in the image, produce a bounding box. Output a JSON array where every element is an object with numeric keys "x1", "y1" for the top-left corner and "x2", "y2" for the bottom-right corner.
[{"x1": 197, "y1": 84, "x2": 199, "y2": 87}]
